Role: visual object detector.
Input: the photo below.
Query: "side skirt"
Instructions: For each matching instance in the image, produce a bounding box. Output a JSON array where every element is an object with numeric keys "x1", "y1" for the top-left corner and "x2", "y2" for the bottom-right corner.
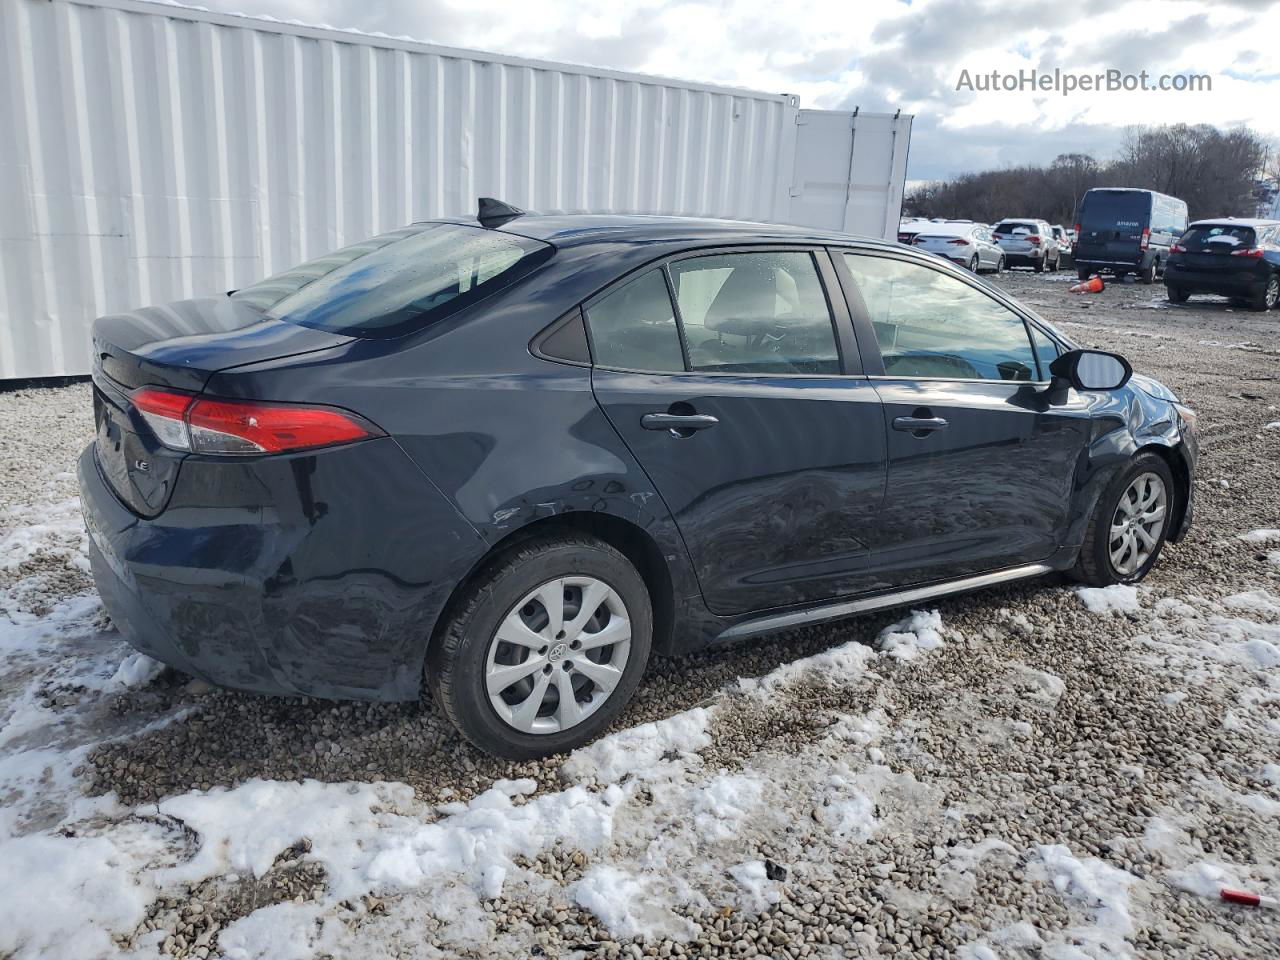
[{"x1": 714, "y1": 563, "x2": 1056, "y2": 643}]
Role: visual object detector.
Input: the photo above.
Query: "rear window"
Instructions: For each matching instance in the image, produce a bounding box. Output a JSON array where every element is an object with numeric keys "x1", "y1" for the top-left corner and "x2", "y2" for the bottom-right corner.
[
  {"x1": 231, "y1": 223, "x2": 552, "y2": 338},
  {"x1": 1079, "y1": 191, "x2": 1151, "y2": 232},
  {"x1": 1179, "y1": 224, "x2": 1257, "y2": 250},
  {"x1": 995, "y1": 222, "x2": 1038, "y2": 235}
]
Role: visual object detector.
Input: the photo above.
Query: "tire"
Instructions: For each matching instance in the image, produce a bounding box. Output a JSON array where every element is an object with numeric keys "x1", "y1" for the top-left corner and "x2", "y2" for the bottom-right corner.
[
  {"x1": 1033, "y1": 258, "x2": 1044, "y2": 274},
  {"x1": 1072, "y1": 453, "x2": 1176, "y2": 587},
  {"x1": 1250, "y1": 273, "x2": 1279, "y2": 312},
  {"x1": 1114, "y1": 270, "x2": 1127, "y2": 282},
  {"x1": 1167, "y1": 285, "x2": 1189, "y2": 304},
  {"x1": 995, "y1": 255, "x2": 1005, "y2": 274},
  {"x1": 1049, "y1": 253, "x2": 1059, "y2": 273},
  {"x1": 427, "y1": 535, "x2": 653, "y2": 759},
  {"x1": 968, "y1": 255, "x2": 979, "y2": 272},
  {"x1": 1140, "y1": 259, "x2": 1157, "y2": 284},
  {"x1": 1078, "y1": 266, "x2": 1091, "y2": 281}
]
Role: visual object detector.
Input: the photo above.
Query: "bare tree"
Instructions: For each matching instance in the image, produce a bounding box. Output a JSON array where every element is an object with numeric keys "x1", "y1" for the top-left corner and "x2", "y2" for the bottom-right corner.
[{"x1": 906, "y1": 123, "x2": 1269, "y2": 224}]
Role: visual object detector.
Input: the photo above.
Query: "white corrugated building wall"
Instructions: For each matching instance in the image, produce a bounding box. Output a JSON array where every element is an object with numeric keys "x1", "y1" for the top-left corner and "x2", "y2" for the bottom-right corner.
[{"x1": 0, "y1": 0, "x2": 911, "y2": 379}]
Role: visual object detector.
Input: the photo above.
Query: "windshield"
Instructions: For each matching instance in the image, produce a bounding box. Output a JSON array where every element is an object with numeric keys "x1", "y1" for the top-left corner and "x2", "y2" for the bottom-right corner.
[
  {"x1": 1179, "y1": 224, "x2": 1257, "y2": 251},
  {"x1": 1080, "y1": 191, "x2": 1151, "y2": 232},
  {"x1": 231, "y1": 223, "x2": 553, "y2": 338}
]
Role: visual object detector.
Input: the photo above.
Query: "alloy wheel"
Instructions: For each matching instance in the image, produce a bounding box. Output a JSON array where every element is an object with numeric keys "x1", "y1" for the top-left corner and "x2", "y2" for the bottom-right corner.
[
  {"x1": 1108, "y1": 472, "x2": 1168, "y2": 577},
  {"x1": 1267, "y1": 275, "x2": 1279, "y2": 309},
  {"x1": 484, "y1": 576, "x2": 631, "y2": 734}
]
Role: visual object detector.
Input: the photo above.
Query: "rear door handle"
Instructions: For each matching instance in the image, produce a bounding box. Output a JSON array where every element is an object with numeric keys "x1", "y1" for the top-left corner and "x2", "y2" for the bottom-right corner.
[
  {"x1": 892, "y1": 416, "x2": 948, "y2": 434},
  {"x1": 641, "y1": 413, "x2": 719, "y2": 433}
]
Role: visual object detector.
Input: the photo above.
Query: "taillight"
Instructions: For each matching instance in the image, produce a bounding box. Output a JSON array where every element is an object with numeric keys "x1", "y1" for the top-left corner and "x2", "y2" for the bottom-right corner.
[
  {"x1": 131, "y1": 387, "x2": 383, "y2": 455},
  {"x1": 1140, "y1": 227, "x2": 1150, "y2": 251},
  {"x1": 1028, "y1": 235, "x2": 1041, "y2": 246},
  {"x1": 897, "y1": 233, "x2": 911, "y2": 243},
  {"x1": 1170, "y1": 242, "x2": 1186, "y2": 253},
  {"x1": 1073, "y1": 223, "x2": 1080, "y2": 236},
  {"x1": 1231, "y1": 247, "x2": 1264, "y2": 259},
  {"x1": 948, "y1": 238, "x2": 970, "y2": 246}
]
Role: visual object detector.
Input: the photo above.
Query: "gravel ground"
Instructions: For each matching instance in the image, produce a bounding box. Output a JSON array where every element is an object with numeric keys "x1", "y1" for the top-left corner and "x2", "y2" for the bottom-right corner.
[{"x1": 1, "y1": 269, "x2": 1278, "y2": 959}]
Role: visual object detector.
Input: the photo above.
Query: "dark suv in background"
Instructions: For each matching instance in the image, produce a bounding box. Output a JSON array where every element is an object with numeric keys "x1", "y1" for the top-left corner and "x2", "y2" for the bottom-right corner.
[
  {"x1": 1164, "y1": 219, "x2": 1280, "y2": 311},
  {"x1": 79, "y1": 204, "x2": 1198, "y2": 758},
  {"x1": 1074, "y1": 188, "x2": 1188, "y2": 284}
]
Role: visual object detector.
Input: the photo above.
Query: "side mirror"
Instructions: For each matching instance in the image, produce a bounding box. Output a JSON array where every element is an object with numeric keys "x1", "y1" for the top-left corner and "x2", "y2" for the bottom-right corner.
[{"x1": 1049, "y1": 349, "x2": 1132, "y2": 391}]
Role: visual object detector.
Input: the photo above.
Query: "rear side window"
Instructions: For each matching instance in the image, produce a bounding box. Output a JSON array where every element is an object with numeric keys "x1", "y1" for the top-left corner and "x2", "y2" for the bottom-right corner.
[
  {"x1": 231, "y1": 223, "x2": 552, "y2": 338},
  {"x1": 670, "y1": 252, "x2": 840, "y2": 375},
  {"x1": 843, "y1": 254, "x2": 1040, "y2": 382},
  {"x1": 585, "y1": 270, "x2": 686, "y2": 373}
]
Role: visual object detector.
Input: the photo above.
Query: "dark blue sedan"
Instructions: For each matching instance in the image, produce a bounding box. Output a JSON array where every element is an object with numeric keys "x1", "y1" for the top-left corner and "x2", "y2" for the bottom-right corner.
[{"x1": 79, "y1": 202, "x2": 1198, "y2": 758}]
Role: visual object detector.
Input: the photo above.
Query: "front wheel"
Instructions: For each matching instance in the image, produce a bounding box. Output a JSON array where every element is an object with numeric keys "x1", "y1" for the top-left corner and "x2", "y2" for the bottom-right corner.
[
  {"x1": 1072, "y1": 453, "x2": 1175, "y2": 586},
  {"x1": 427, "y1": 535, "x2": 653, "y2": 759}
]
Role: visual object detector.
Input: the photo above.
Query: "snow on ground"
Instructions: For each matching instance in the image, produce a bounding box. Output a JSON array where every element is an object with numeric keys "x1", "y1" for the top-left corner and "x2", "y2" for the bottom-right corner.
[
  {"x1": 4, "y1": 289, "x2": 1280, "y2": 960},
  {"x1": 4, "y1": 478, "x2": 1279, "y2": 958}
]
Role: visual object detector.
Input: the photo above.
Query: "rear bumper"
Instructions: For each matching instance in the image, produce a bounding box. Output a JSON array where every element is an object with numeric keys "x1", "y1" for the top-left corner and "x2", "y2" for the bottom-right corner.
[
  {"x1": 1002, "y1": 249, "x2": 1045, "y2": 264},
  {"x1": 1163, "y1": 265, "x2": 1264, "y2": 296},
  {"x1": 79, "y1": 438, "x2": 485, "y2": 701}
]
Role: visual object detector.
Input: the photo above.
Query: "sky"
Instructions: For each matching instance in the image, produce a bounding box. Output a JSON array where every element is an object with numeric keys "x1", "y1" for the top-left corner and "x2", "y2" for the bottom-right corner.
[{"x1": 191, "y1": 0, "x2": 1280, "y2": 183}]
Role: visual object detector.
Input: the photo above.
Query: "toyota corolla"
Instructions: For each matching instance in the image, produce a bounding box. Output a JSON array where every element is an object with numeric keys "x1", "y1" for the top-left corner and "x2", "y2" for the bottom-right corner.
[{"x1": 80, "y1": 201, "x2": 1197, "y2": 758}]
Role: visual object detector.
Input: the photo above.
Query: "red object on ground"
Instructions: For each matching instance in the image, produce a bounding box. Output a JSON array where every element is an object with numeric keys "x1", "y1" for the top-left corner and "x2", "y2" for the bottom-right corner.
[
  {"x1": 1069, "y1": 275, "x2": 1105, "y2": 294},
  {"x1": 1220, "y1": 888, "x2": 1278, "y2": 908}
]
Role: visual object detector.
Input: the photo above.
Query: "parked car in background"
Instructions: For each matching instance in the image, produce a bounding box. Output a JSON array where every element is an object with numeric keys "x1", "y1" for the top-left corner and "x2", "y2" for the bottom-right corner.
[
  {"x1": 994, "y1": 219, "x2": 1061, "y2": 272},
  {"x1": 1051, "y1": 225, "x2": 1073, "y2": 259},
  {"x1": 1164, "y1": 218, "x2": 1280, "y2": 311},
  {"x1": 912, "y1": 222, "x2": 1005, "y2": 273},
  {"x1": 898, "y1": 220, "x2": 929, "y2": 245},
  {"x1": 1073, "y1": 188, "x2": 1188, "y2": 284},
  {"x1": 79, "y1": 204, "x2": 1197, "y2": 758}
]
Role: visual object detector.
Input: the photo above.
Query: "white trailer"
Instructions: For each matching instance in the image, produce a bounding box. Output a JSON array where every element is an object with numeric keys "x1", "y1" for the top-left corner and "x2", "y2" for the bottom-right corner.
[{"x1": 0, "y1": 0, "x2": 912, "y2": 379}]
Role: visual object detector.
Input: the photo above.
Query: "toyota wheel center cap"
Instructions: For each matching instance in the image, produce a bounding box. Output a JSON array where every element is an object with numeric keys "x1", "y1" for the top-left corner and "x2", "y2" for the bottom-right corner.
[{"x1": 548, "y1": 642, "x2": 569, "y2": 663}]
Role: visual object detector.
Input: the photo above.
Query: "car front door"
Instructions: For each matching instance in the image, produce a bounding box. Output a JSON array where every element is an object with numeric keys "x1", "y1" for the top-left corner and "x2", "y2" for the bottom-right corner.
[
  {"x1": 834, "y1": 250, "x2": 1093, "y2": 588},
  {"x1": 587, "y1": 248, "x2": 888, "y2": 616}
]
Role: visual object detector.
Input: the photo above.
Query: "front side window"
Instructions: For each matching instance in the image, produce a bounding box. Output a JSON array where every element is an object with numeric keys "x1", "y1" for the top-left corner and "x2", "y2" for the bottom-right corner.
[
  {"x1": 669, "y1": 251, "x2": 840, "y2": 375},
  {"x1": 585, "y1": 269, "x2": 686, "y2": 373},
  {"x1": 232, "y1": 223, "x2": 552, "y2": 338},
  {"x1": 842, "y1": 254, "x2": 1041, "y2": 382}
]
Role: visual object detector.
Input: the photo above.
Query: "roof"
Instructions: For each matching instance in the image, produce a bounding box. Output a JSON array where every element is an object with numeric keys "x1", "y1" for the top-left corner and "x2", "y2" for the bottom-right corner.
[
  {"x1": 442, "y1": 212, "x2": 901, "y2": 252},
  {"x1": 1189, "y1": 217, "x2": 1279, "y2": 228}
]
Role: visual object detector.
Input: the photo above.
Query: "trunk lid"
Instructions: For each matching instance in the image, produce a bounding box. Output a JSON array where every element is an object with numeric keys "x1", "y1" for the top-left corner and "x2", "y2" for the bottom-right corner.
[{"x1": 91, "y1": 296, "x2": 353, "y2": 515}]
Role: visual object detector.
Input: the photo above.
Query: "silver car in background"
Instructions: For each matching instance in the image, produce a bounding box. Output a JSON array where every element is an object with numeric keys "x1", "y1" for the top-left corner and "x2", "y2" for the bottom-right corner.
[
  {"x1": 912, "y1": 222, "x2": 1005, "y2": 273},
  {"x1": 994, "y1": 219, "x2": 1062, "y2": 272}
]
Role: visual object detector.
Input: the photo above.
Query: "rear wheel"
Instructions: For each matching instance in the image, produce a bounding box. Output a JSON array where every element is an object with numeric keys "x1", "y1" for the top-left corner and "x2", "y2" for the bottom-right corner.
[
  {"x1": 1251, "y1": 273, "x2": 1279, "y2": 311},
  {"x1": 1077, "y1": 266, "x2": 1091, "y2": 281},
  {"x1": 1072, "y1": 453, "x2": 1175, "y2": 586},
  {"x1": 1139, "y1": 259, "x2": 1157, "y2": 284},
  {"x1": 1167, "y1": 285, "x2": 1190, "y2": 304},
  {"x1": 996, "y1": 255, "x2": 1005, "y2": 274},
  {"x1": 427, "y1": 535, "x2": 652, "y2": 759},
  {"x1": 1034, "y1": 258, "x2": 1044, "y2": 274},
  {"x1": 968, "y1": 254, "x2": 979, "y2": 272}
]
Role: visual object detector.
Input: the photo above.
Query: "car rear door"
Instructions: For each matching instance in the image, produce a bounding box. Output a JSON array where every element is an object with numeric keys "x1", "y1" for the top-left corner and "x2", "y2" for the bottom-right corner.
[
  {"x1": 833, "y1": 249, "x2": 1093, "y2": 587},
  {"x1": 587, "y1": 248, "x2": 888, "y2": 616}
]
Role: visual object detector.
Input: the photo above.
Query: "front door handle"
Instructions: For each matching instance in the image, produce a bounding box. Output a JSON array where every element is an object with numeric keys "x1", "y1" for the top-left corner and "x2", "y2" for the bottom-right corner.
[
  {"x1": 892, "y1": 416, "x2": 948, "y2": 434},
  {"x1": 641, "y1": 413, "x2": 720, "y2": 434}
]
